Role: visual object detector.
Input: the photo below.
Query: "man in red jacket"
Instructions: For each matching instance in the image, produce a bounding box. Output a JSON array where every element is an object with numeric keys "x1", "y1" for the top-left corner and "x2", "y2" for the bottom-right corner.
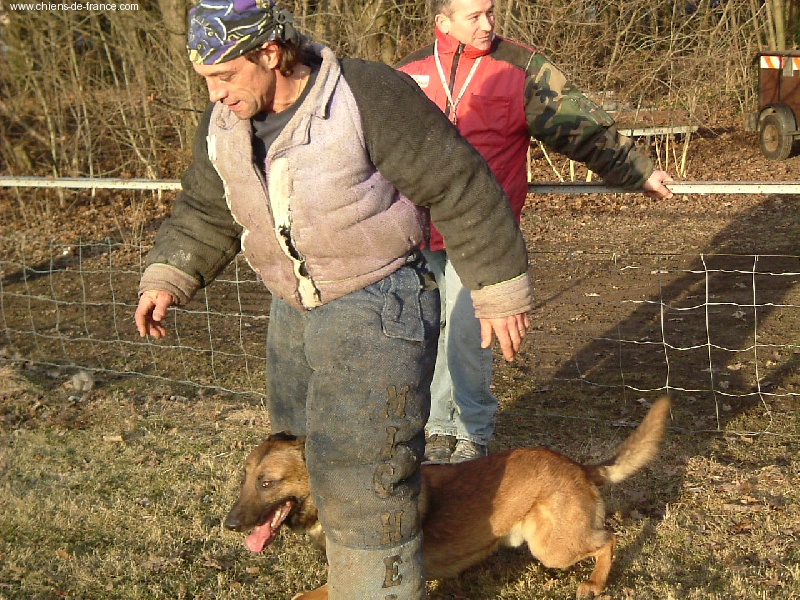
[{"x1": 397, "y1": 0, "x2": 673, "y2": 463}]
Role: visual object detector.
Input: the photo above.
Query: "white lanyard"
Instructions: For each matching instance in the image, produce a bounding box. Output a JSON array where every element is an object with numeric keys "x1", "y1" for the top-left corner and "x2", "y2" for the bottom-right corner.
[{"x1": 434, "y1": 40, "x2": 483, "y2": 126}]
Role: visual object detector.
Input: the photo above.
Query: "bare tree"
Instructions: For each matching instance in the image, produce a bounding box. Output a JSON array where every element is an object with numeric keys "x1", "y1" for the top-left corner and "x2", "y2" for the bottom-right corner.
[
  {"x1": 0, "y1": 0, "x2": 786, "y2": 192},
  {"x1": 158, "y1": 0, "x2": 190, "y2": 65}
]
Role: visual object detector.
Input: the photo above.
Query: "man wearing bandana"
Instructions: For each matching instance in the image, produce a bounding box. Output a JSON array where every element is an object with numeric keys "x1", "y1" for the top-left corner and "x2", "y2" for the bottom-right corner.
[
  {"x1": 397, "y1": 0, "x2": 674, "y2": 464},
  {"x1": 134, "y1": 1, "x2": 532, "y2": 597}
]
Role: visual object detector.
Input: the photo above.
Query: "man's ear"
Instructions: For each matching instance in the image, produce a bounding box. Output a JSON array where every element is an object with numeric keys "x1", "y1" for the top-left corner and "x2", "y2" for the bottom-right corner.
[
  {"x1": 260, "y1": 41, "x2": 281, "y2": 69},
  {"x1": 434, "y1": 13, "x2": 450, "y2": 34}
]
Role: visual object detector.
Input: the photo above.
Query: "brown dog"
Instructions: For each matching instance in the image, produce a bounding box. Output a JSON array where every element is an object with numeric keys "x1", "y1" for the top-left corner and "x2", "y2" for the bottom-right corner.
[{"x1": 225, "y1": 397, "x2": 671, "y2": 599}]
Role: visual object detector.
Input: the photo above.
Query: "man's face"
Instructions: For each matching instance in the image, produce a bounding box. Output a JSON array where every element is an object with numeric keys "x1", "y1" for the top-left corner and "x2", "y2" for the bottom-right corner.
[
  {"x1": 435, "y1": 0, "x2": 495, "y2": 51},
  {"x1": 193, "y1": 49, "x2": 277, "y2": 120}
]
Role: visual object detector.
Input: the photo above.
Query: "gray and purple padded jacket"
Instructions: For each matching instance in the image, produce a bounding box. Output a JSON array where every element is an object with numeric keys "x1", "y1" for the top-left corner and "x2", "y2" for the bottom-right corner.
[{"x1": 140, "y1": 44, "x2": 532, "y2": 318}]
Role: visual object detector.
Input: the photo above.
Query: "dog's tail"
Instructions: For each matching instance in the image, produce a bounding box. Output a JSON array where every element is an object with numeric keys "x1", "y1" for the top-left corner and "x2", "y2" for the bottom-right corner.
[{"x1": 588, "y1": 396, "x2": 671, "y2": 486}]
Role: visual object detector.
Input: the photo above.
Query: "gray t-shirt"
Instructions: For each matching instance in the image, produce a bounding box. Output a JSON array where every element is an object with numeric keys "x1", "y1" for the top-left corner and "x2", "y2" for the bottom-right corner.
[{"x1": 252, "y1": 63, "x2": 320, "y2": 172}]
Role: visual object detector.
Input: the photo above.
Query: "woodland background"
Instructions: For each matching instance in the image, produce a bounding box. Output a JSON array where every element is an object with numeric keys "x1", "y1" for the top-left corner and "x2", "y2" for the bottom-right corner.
[{"x1": 0, "y1": 0, "x2": 799, "y2": 198}]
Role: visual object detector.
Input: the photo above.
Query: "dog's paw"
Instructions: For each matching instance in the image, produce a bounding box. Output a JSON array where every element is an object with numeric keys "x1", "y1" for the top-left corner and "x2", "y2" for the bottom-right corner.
[
  {"x1": 290, "y1": 585, "x2": 329, "y2": 600},
  {"x1": 576, "y1": 581, "x2": 604, "y2": 599}
]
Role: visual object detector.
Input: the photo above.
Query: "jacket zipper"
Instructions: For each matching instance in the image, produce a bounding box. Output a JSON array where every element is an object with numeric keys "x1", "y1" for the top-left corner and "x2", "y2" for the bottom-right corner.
[{"x1": 445, "y1": 43, "x2": 464, "y2": 121}]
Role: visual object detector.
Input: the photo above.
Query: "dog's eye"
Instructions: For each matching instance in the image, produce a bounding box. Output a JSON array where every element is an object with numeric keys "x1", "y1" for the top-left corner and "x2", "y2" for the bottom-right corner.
[{"x1": 259, "y1": 478, "x2": 273, "y2": 489}]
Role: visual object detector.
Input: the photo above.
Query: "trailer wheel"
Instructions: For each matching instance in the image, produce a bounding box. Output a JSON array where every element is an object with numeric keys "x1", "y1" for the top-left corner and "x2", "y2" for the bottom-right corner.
[{"x1": 759, "y1": 106, "x2": 796, "y2": 160}]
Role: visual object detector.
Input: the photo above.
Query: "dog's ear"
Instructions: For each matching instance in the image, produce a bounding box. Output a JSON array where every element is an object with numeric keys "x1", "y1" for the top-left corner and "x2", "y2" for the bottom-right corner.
[{"x1": 269, "y1": 431, "x2": 298, "y2": 441}]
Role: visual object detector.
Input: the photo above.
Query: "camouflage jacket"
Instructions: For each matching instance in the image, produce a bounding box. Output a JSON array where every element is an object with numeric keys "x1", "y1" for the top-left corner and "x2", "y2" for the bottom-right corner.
[{"x1": 397, "y1": 31, "x2": 654, "y2": 251}]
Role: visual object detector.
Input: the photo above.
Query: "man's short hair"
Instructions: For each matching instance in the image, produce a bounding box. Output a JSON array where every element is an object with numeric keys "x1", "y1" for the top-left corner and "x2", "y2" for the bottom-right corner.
[{"x1": 429, "y1": 0, "x2": 453, "y2": 18}]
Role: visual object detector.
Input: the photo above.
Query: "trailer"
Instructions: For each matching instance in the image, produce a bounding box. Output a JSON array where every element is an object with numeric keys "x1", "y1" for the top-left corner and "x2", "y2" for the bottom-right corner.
[{"x1": 755, "y1": 51, "x2": 800, "y2": 160}]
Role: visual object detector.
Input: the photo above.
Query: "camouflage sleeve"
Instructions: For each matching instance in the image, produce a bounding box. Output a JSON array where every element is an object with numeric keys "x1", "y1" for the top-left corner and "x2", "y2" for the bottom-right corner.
[{"x1": 524, "y1": 54, "x2": 653, "y2": 189}]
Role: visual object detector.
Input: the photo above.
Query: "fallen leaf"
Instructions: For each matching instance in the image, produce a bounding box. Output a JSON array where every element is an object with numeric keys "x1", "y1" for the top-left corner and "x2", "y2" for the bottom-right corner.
[{"x1": 732, "y1": 520, "x2": 754, "y2": 534}]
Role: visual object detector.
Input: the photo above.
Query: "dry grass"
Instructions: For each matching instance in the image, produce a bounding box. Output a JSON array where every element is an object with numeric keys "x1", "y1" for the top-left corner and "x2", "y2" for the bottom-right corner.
[
  {"x1": 1, "y1": 359, "x2": 798, "y2": 600},
  {"x1": 0, "y1": 374, "x2": 327, "y2": 599}
]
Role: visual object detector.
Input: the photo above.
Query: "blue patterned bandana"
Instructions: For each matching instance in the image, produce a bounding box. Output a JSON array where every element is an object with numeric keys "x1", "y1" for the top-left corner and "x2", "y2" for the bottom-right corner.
[{"x1": 187, "y1": 0, "x2": 299, "y2": 65}]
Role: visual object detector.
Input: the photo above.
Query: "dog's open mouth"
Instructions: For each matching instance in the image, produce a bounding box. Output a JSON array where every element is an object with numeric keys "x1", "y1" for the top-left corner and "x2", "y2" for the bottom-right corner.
[{"x1": 245, "y1": 500, "x2": 294, "y2": 553}]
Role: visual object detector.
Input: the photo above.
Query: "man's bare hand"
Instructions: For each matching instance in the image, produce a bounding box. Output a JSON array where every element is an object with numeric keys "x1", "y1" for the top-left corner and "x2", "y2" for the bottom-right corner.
[
  {"x1": 642, "y1": 169, "x2": 674, "y2": 199},
  {"x1": 479, "y1": 312, "x2": 530, "y2": 361},
  {"x1": 135, "y1": 290, "x2": 177, "y2": 339}
]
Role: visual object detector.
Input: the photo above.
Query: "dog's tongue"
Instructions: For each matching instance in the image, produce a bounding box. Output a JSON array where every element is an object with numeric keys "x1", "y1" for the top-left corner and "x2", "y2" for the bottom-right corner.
[
  {"x1": 245, "y1": 523, "x2": 274, "y2": 553},
  {"x1": 244, "y1": 501, "x2": 294, "y2": 553}
]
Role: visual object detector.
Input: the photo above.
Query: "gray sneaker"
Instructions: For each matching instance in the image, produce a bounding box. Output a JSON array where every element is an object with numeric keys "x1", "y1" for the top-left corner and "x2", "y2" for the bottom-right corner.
[
  {"x1": 424, "y1": 434, "x2": 456, "y2": 463},
  {"x1": 450, "y1": 439, "x2": 488, "y2": 463}
]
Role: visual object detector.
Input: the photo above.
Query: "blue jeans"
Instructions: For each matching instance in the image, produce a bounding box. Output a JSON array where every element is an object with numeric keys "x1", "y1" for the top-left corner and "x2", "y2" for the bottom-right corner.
[
  {"x1": 266, "y1": 256, "x2": 439, "y2": 600},
  {"x1": 423, "y1": 248, "x2": 498, "y2": 445}
]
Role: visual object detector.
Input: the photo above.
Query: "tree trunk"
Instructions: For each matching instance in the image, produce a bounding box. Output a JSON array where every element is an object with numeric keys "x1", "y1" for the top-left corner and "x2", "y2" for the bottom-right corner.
[{"x1": 158, "y1": 0, "x2": 189, "y2": 65}]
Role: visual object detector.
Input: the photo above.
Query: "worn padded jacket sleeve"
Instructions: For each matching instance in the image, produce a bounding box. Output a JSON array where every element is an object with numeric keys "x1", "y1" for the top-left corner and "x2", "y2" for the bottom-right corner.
[
  {"x1": 140, "y1": 104, "x2": 243, "y2": 304},
  {"x1": 340, "y1": 59, "x2": 530, "y2": 300}
]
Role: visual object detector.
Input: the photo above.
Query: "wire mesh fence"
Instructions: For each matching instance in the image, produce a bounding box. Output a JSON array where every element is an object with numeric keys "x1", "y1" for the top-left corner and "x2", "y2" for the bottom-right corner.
[
  {"x1": 1, "y1": 236, "x2": 271, "y2": 399},
  {"x1": 3, "y1": 233, "x2": 800, "y2": 420}
]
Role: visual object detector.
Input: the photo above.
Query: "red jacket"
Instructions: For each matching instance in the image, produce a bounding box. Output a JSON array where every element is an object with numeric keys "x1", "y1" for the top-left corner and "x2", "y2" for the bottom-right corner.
[
  {"x1": 397, "y1": 30, "x2": 534, "y2": 251},
  {"x1": 397, "y1": 30, "x2": 652, "y2": 251}
]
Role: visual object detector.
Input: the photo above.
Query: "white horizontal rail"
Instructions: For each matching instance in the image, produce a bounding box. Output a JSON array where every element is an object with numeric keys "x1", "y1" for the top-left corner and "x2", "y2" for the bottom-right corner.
[
  {"x1": 618, "y1": 125, "x2": 699, "y2": 137},
  {"x1": 0, "y1": 176, "x2": 181, "y2": 190},
  {"x1": 1, "y1": 177, "x2": 799, "y2": 195},
  {"x1": 528, "y1": 181, "x2": 800, "y2": 195}
]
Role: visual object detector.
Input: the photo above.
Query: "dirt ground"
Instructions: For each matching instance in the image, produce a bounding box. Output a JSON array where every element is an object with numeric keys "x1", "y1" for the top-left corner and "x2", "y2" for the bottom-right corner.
[{"x1": 1, "y1": 127, "x2": 800, "y2": 599}]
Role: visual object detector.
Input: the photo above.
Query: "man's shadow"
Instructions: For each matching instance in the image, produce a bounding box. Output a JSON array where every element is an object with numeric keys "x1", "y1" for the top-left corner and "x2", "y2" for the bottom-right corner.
[
  {"x1": 534, "y1": 193, "x2": 800, "y2": 440},
  {"x1": 428, "y1": 192, "x2": 800, "y2": 598},
  {"x1": 496, "y1": 193, "x2": 800, "y2": 594}
]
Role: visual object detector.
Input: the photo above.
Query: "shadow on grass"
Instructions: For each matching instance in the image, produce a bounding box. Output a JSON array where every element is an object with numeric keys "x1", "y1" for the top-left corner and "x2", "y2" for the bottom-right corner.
[{"x1": 493, "y1": 193, "x2": 800, "y2": 595}]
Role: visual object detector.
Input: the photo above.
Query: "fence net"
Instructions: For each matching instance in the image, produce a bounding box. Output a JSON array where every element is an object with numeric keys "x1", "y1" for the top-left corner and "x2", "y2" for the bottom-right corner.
[
  {"x1": 3, "y1": 233, "x2": 800, "y2": 423},
  {"x1": 1, "y1": 236, "x2": 270, "y2": 399}
]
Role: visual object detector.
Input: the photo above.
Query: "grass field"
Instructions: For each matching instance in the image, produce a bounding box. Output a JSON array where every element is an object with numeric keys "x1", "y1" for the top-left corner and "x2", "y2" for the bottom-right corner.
[
  {"x1": 3, "y1": 131, "x2": 800, "y2": 599},
  {"x1": 1, "y1": 359, "x2": 798, "y2": 600}
]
